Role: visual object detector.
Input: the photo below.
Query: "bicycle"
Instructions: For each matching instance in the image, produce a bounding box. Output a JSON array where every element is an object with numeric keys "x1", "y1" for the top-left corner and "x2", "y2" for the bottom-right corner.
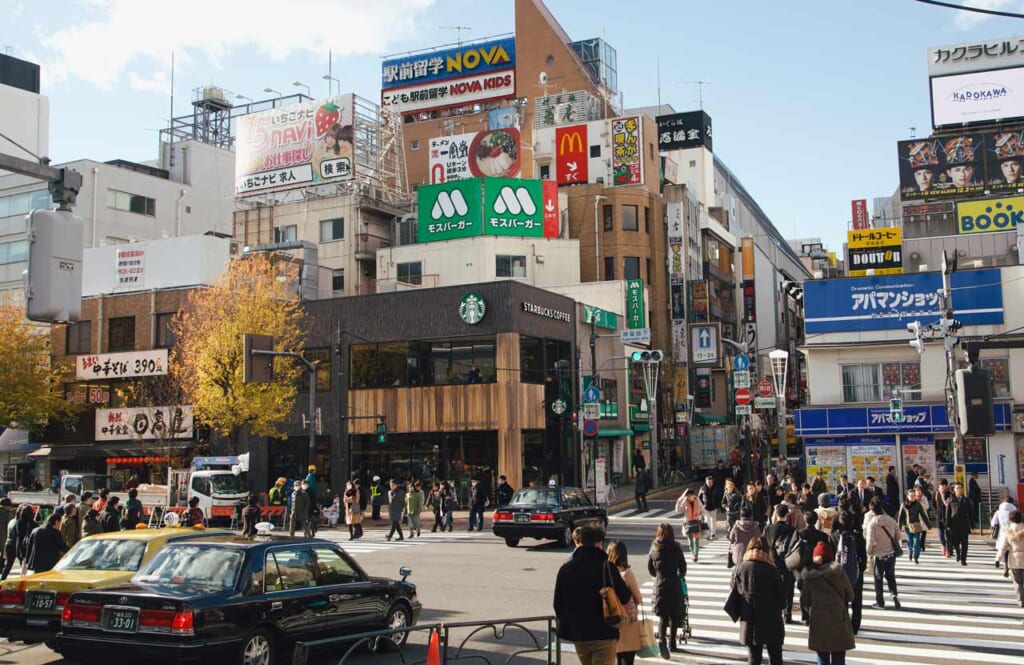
[{"x1": 660, "y1": 466, "x2": 686, "y2": 487}]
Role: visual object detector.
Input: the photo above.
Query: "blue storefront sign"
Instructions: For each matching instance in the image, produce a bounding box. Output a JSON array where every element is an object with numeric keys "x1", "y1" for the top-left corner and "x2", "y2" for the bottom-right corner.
[
  {"x1": 795, "y1": 403, "x2": 1011, "y2": 437},
  {"x1": 804, "y1": 435, "x2": 897, "y2": 446},
  {"x1": 803, "y1": 269, "x2": 1003, "y2": 335}
]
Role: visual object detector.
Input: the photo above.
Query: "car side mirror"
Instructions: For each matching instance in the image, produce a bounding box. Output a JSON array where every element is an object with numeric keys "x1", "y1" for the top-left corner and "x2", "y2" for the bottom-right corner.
[{"x1": 399, "y1": 566, "x2": 412, "y2": 581}]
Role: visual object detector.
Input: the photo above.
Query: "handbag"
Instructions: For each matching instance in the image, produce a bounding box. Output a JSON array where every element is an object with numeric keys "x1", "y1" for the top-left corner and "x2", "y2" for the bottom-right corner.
[
  {"x1": 881, "y1": 526, "x2": 904, "y2": 558},
  {"x1": 908, "y1": 521, "x2": 924, "y2": 534},
  {"x1": 724, "y1": 585, "x2": 746, "y2": 622},
  {"x1": 685, "y1": 519, "x2": 701, "y2": 535},
  {"x1": 637, "y1": 605, "x2": 660, "y2": 658},
  {"x1": 600, "y1": 561, "x2": 626, "y2": 627}
]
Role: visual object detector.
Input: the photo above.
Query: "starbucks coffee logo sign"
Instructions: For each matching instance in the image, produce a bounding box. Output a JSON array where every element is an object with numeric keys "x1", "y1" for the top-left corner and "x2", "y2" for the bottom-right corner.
[{"x1": 459, "y1": 292, "x2": 486, "y2": 325}]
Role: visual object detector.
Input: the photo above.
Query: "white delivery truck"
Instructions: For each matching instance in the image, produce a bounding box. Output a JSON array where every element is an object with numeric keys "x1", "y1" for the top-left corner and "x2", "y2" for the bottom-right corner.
[
  {"x1": 167, "y1": 454, "x2": 250, "y2": 524},
  {"x1": 8, "y1": 474, "x2": 168, "y2": 510}
]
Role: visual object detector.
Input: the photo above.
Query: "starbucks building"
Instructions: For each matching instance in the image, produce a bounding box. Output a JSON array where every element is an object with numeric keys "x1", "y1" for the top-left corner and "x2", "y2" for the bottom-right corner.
[{"x1": 282, "y1": 280, "x2": 579, "y2": 500}]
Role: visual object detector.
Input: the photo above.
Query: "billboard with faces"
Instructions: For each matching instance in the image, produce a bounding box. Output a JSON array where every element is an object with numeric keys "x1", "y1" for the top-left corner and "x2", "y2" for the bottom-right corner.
[
  {"x1": 897, "y1": 134, "x2": 985, "y2": 201},
  {"x1": 986, "y1": 130, "x2": 1024, "y2": 194}
]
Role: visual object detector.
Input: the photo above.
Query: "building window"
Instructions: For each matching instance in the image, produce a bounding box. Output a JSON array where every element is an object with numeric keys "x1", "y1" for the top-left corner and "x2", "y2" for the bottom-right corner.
[
  {"x1": 107, "y1": 316, "x2": 136, "y2": 352},
  {"x1": 66, "y1": 321, "x2": 91, "y2": 355},
  {"x1": 519, "y1": 335, "x2": 571, "y2": 384},
  {"x1": 590, "y1": 145, "x2": 601, "y2": 158},
  {"x1": 982, "y1": 358, "x2": 1011, "y2": 398},
  {"x1": 496, "y1": 255, "x2": 527, "y2": 278},
  {"x1": 106, "y1": 189, "x2": 156, "y2": 216},
  {"x1": 621, "y1": 205, "x2": 638, "y2": 231},
  {"x1": 689, "y1": 160, "x2": 696, "y2": 167},
  {"x1": 604, "y1": 256, "x2": 615, "y2": 280},
  {"x1": 349, "y1": 338, "x2": 497, "y2": 388},
  {"x1": 0, "y1": 240, "x2": 28, "y2": 265},
  {"x1": 320, "y1": 218, "x2": 344, "y2": 242},
  {"x1": 603, "y1": 204, "x2": 613, "y2": 231},
  {"x1": 841, "y1": 362, "x2": 921, "y2": 403},
  {"x1": 623, "y1": 257, "x2": 641, "y2": 280},
  {"x1": 155, "y1": 313, "x2": 177, "y2": 348},
  {"x1": 275, "y1": 225, "x2": 297, "y2": 243},
  {"x1": 410, "y1": 140, "x2": 420, "y2": 151},
  {"x1": 398, "y1": 217, "x2": 418, "y2": 245},
  {"x1": 397, "y1": 261, "x2": 422, "y2": 285},
  {"x1": 0, "y1": 189, "x2": 49, "y2": 219},
  {"x1": 646, "y1": 258, "x2": 652, "y2": 282},
  {"x1": 644, "y1": 207, "x2": 650, "y2": 233},
  {"x1": 332, "y1": 269, "x2": 345, "y2": 294},
  {"x1": 301, "y1": 348, "x2": 332, "y2": 392},
  {"x1": 539, "y1": 164, "x2": 551, "y2": 179}
]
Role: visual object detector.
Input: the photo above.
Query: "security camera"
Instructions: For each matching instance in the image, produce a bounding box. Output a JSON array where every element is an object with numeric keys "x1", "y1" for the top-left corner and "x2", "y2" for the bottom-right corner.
[{"x1": 538, "y1": 71, "x2": 548, "y2": 85}]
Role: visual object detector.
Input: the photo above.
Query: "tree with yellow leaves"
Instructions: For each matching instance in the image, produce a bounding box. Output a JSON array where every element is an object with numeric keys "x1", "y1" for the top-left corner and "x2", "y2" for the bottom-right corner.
[
  {"x1": 171, "y1": 255, "x2": 305, "y2": 453},
  {"x1": 0, "y1": 293, "x2": 67, "y2": 431}
]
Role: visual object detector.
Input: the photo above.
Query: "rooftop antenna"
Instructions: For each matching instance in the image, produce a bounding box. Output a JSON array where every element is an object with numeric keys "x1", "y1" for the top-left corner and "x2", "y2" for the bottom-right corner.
[
  {"x1": 657, "y1": 58, "x2": 661, "y2": 109},
  {"x1": 909, "y1": 126, "x2": 917, "y2": 139},
  {"x1": 683, "y1": 80, "x2": 711, "y2": 109},
  {"x1": 441, "y1": 26, "x2": 472, "y2": 46}
]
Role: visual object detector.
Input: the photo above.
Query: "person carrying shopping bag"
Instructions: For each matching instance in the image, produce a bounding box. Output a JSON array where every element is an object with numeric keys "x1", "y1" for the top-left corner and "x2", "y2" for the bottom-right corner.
[{"x1": 607, "y1": 539, "x2": 644, "y2": 665}]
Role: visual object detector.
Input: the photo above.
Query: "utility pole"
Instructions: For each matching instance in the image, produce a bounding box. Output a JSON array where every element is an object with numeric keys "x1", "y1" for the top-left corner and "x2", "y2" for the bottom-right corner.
[{"x1": 940, "y1": 251, "x2": 964, "y2": 476}]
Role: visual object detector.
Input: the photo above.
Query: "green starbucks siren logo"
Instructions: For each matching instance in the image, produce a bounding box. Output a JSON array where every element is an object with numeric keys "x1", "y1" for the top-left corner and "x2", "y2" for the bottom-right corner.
[{"x1": 459, "y1": 292, "x2": 486, "y2": 325}]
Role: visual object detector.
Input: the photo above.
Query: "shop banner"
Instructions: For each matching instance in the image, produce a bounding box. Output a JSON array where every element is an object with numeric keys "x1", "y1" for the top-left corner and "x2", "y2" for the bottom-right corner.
[
  {"x1": 114, "y1": 246, "x2": 146, "y2": 291},
  {"x1": 804, "y1": 268, "x2": 1003, "y2": 334},
  {"x1": 655, "y1": 111, "x2": 713, "y2": 152},
  {"x1": 610, "y1": 116, "x2": 642, "y2": 186},
  {"x1": 847, "y1": 228, "x2": 903, "y2": 276},
  {"x1": 931, "y1": 66, "x2": 1024, "y2": 129},
  {"x1": 76, "y1": 349, "x2": 168, "y2": 380},
  {"x1": 806, "y1": 445, "x2": 847, "y2": 488},
  {"x1": 555, "y1": 124, "x2": 589, "y2": 185},
  {"x1": 95, "y1": 405, "x2": 194, "y2": 441},
  {"x1": 902, "y1": 441, "x2": 937, "y2": 478},
  {"x1": 851, "y1": 199, "x2": 869, "y2": 229},
  {"x1": 897, "y1": 134, "x2": 986, "y2": 201},
  {"x1": 429, "y1": 128, "x2": 521, "y2": 184},
  {"x1": 542, "y1": 180, "x2": 559, "y2": 236},
  {"x1": 382, "y1": 37, "x2": 515, "y2": 90},
  {"x1": 483, "y1": 178, "x2": 547, "y2": 237},
  {"x1": 796, "y1": 403, "x2": 1012, "y2": 436},
  {"x1": 416, "y1": 179, "x2": 484, "y2": 242},
  {"x1": 849, "y1": 444, "x2": 895, "y2": 483},
  {"x1": 235, "y1": 96, "x2": 354, "y2": 195},
  {"x1": 626, "y1": 279, "x2": 645, "y2": 329},
  {"x1": 956, "y1": 194, "x2": 1024, "y2": 234}
]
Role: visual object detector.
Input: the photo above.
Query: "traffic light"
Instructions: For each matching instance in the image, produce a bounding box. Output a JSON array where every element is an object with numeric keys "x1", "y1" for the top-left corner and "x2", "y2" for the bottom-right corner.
[
  {"x1": 376, "y1": 416, "x2": 387, "y2": 443},
  {"x1": 907, "y1": 321, "x2": 925, "y2": 355},
  {"x1": 24, "y1": 209, "x2": 84, "y2": 323},
  {"x1": 956, "y1": 367, "x2": 995, "y2": 436},
  {"x1": 630, "y1": 350, "x2": 664, "y2": 363}
]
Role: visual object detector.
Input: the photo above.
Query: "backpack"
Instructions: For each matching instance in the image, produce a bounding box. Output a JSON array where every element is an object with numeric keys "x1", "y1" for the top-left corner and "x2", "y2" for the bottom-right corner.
[
  {"x1": 836, "y1": 531, "x2": 859, "y2": 585},
  {"x1": 771, "y1": 528, "x2": 795, "y2": 573},
  {"x1": 785, "y1": 534, "x2": 812, "y2": 572}
]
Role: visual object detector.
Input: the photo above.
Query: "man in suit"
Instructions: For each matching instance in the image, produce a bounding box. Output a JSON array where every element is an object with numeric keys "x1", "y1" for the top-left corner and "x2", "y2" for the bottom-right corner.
[
  {"x1": 884, "y1": 466, "x2": 900, "y2": 516},
  {"x1": 836, "y1": 474, "x2": 855, "y2": 498}
]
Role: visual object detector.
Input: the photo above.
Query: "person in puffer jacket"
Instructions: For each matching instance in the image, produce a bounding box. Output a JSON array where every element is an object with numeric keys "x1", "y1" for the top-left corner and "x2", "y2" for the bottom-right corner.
[{"x1": 997, "y1": 510, "x2": 1024, "y2": 608}]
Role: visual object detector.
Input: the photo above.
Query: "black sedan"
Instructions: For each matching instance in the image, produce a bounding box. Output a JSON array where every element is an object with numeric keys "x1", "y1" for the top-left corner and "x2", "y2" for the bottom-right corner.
[
  {"x1": 491, "y1": 486, "x2": 607, "y2": 547},
  {"x1": 57, "y1": 536, "x2": 420, "y2": 665}
]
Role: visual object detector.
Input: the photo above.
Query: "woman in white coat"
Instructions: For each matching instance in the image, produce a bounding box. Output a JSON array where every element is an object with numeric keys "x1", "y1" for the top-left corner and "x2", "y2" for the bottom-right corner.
[{"x1": 992, "y1": 499, "x2": 1017, "y2": 567}]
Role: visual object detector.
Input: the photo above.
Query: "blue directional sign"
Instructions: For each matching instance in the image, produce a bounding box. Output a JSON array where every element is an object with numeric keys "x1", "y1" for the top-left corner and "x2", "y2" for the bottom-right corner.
[
  {"x1": 689, "y1": 323, "x2": 720, "y2": 365},
  {"x1": 733, "y1": 354, "x2": 750, "y2": 371},
  {"x1": 583, "y1": 385, "x2": 601, "y2": 403}
]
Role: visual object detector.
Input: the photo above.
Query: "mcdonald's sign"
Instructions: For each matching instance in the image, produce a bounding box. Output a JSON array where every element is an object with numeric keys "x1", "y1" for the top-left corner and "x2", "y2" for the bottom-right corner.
[{"x1": 556, "y1": 124, "x2": 589, "y2": 186}]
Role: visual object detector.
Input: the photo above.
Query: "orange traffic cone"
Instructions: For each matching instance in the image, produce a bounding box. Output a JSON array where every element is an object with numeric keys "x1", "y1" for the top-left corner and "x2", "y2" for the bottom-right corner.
[{"x1": 426, "y1": 628, "x2": 441, "y2": 665}]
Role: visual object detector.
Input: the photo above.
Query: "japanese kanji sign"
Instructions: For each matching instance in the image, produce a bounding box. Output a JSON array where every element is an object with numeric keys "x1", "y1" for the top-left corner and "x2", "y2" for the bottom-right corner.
[
  {"x1": 803, "y1": 269, "x2": 1003, "y2": 334},
  {"x1": 626, "y1": 279, "x2": 645, "y2": 329},
  {"x1": 429, "y1": 128, "x2": 521, "y2": 184},
  {"x1": 429, "y1": 132, "x2": 474, "y2": 184},
  {"x1": 380, "y1": 37, "x2": 516, "y2": 114},
  {"x1": 416, "y1": 179, "x2": 484, "y2": 242},
  {"x1": 610, "y1": 116, "x2": 642, "y2": 186},
  {"x1": 76, "y1": 349, "x2": 168, "y2": 380},
  {"x1": 655, "y1": 111, "x2": 713, "y2": 152},
  {"x1": 114, "y1": 246, "x2": 146, "y2": 291},
  {"x1": 95, "y1": 405, "x2": 194, "y2": 442},
  {"x1": 235, "y1": 95, "x2": 355, "y2": 196},
  {"x1": 555, "y1": 124, "x2": 589, "y2": 185}
]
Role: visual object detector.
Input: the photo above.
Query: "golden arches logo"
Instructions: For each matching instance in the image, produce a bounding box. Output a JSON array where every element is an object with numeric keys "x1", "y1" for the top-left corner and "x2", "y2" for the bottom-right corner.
[{"x1": 559, "y1": 131, "x2": 584, "y2": 155}]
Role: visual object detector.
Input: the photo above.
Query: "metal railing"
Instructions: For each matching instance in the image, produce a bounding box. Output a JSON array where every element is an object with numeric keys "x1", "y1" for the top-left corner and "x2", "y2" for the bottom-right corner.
[{"x1": 291, "y1": 615, "x2": 561, "y2": 665}]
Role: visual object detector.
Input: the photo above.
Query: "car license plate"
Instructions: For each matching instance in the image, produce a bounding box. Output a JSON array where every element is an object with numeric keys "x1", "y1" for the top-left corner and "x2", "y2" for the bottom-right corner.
[
  {"x1": 514, "y1": 513, "x2": 530, "y2": 523},
  {"x1": 103, "y1": 606, "x2": 139, "y2": 633},
  {"x1": 27, "y1": 591, "x2": 55, "y2": 611}
]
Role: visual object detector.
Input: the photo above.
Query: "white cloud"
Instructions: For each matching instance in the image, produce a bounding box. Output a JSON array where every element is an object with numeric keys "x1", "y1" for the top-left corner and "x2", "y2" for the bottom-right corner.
[
  {"x1": 128, "y1": 70, "x2": 171, "y2": 94},
  {"x1": 954, "y1": 0, "x2": 1024, "y2": 30},
  {"x1": 36, "y1": 0, "x2": 436, "y2": 89}
]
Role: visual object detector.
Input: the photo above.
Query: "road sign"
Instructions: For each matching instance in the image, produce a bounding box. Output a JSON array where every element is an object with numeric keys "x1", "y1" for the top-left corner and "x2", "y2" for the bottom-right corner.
[
  {"x1": 733, "y1": 354, "x2": 750, "y2": 371},
  {"x1": 582, "y1": 419, "x2": 599, "y2": 438},
  {"x1": 736, "y1": 405, "x2": 752, "y2": 416},
  {"x1": 889, "y1": 397, "x2": 903, "y2": 423},
  {"x1": 733, "y1": 370, "x2": 750, "y2": 389},
  {"x1": 582, "y1": 403, "x2": 601, "y2": 420},
  {"x1": 620, "y1": 328, "x2": 651, "y2": 344},
  {"x1": 757, "y1": 379, "x2": 775, "y2": 397},
  {"x1": 583, "y1": 385, "x2": 601, "y2": 403},
  {"x1": 754, "y1": 397, "x2": 776, "y2": 409},
  {"x1": 735, "y1": 388, "x2": 751, "y2": 405},
  {"x1": 690, "y1": 323, "x2": 720, "y2": 365}
]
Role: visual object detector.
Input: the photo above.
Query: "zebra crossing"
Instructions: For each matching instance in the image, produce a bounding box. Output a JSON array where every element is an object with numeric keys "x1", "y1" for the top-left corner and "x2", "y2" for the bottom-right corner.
[
  {"x1": 314, "y1": 527, "x2": 479, "y2": 557},
  {"x1": 634, "y1": 536, "x2": 1024, "y2": 664}
]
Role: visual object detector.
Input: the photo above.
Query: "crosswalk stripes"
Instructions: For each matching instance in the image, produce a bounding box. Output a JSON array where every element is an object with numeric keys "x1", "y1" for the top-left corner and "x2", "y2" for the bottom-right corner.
[
  {"x1": 635, "y1": 536, "x2": 1024, "y2": 664},
  {"x1": 314, "y1": 528, "x2": 479, "y2": 557}
]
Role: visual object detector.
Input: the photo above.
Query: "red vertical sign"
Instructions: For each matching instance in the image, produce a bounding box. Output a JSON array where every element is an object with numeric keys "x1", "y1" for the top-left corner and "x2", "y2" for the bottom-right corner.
[
  {"x1": 542, "y1": 180, "x2": 560, "y2": 237},
  {"x1": 555, "y1": 124, "x2": 589, "y2": 185},
  {"x1": 851, "y1": 199, "x2": 869, "y2": 230}
]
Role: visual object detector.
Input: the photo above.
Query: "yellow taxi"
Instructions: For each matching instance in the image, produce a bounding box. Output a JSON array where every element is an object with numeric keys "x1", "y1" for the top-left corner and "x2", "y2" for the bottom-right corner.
[{"x1": 0, "y1": 526, "x2": 229, "y2": 649}]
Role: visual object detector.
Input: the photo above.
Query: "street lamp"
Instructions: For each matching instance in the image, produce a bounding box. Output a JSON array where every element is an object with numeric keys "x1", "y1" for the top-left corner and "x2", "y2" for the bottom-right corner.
[
  {"x1": 235, "y1": 94, "x2": 253, "y2": 104},
  {"x1": 593, "y1": 195, "x2": 607, "y2": 279},
  {"x1": 769, "y1": 349, "x2": 790, "y2": 459},
  {"x1": 264, "y1": 87, "x2": 282, "y2": 98},
  {"x1": 292, "y1": 81, "x2": 310, "y2": 97},
  {"x1": 322, "y1": 74, "x2": 340, "y2": 97}
]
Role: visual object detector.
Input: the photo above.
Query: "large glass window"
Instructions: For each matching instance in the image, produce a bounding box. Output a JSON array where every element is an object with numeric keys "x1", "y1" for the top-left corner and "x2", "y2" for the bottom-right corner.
[
  {"x1": 496, "y1": 255, "x2": 527, "y2": 278},
  {"x1": 0, "y1": 189, "x2": 53, "y2": 219},
  {"x1": 350, "y1": 338, "x2": 497, "y2": 388},
  {"x1": 320, "y1": 218, "x2": 344, "y2": 242},
  {"x1": 842, "y1": 362, "x2": 921, "y2": 403},
  {"x1": 603, "y1": 205, "x2": 613, "y2": 231},
  {"x1": 397, "y1": 262, "x2": 422, "y2": 285},
  {"x1": 107, "y1": 316, "x2": 135, "y2": 352},
  {"x1": 604, "y1": 256, "x2": 615, "y2": 280},
  {"x1": 623, "y1": 257, "x2": 641, "y2": 280},
  {"x1": 332, "y1": 269, "x2": 345, "y2": 294},
  {"x1": 275, "y1": 225, "x2": 297, "y2": 243},
  {"x1": 621, "y1": 205, "x2": 638, "y2": 231},
  {"x1": 520, "y1": 336, "x2": 570, "y2": 385},
  {"x1": 106, "y1": 189, "x2": 156, "y2": 216},
  {"x1": 66, "y1": 320, "x2": 91, "y2": 355},
  {"x1": 0, "y1": 240, "x2": 28, "y2": 265},
  {"x1": 300, "y1": 348, "x2": 332, "y2": 392},
  {"x1": 983, "y1": 358, "x2": 1011, "y2": 398},
  {"x1": 155, "y1": 313, "x2": 177, "y2": 348}
]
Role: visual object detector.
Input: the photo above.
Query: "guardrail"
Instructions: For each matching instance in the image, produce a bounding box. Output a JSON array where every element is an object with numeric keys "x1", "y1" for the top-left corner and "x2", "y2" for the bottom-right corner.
[{"x1": 291, "y1": 615, "x2": 561, "y2": 665}]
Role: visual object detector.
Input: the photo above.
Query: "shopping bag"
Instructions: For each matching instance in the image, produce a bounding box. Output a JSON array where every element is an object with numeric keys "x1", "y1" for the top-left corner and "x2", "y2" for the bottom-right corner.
[
  {"x1": 637, "y1": 606, "x2": 660, "y2": 658},
  {"x1": 724, "y1": 586, "x2": 747, "y2": 623}
]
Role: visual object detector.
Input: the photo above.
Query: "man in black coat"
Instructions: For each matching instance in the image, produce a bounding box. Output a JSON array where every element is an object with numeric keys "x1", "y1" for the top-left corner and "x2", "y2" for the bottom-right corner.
[
  {"x1": 765, "y1": 504, "x2": 797, "y2": 623},
  {"x1": 885, "y1": 466, "x2": 901, "y2": 516},
  {"x1": 101, "y1": 496, "x2": 122, "y2": 533},
  {"x1": 26, "y1": 514, "x2": 65, "y2": 573},
  {"x1": 711, "y1": 460, "x2": 730, "y2": 511},
  {"x1": 634, "y1": 470, "x2": 649, "y2": 512},
  {"x1": 495, "y1": 475, "x2": 514, "y2": 507},
  {"x1": 553, "y1": 526, "x2": 630, "y2": 664},
  {"x1": 945, "y1": 483, "x2": 973, "y2": 565},
  {"x1": 968, "y1": 471, "x2": 982, "y2": 532}
]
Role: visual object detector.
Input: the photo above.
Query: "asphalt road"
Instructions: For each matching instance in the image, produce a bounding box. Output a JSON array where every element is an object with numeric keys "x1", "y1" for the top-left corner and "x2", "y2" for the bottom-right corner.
[{"x1": 6, "y1": 508, "x2": 666, "y2": 665}]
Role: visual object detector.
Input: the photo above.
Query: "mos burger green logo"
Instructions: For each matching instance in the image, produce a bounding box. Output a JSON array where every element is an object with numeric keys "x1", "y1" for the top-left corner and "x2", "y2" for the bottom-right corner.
[{"x1": 459, "y1": 292, "x2": 486, "y2": 324}]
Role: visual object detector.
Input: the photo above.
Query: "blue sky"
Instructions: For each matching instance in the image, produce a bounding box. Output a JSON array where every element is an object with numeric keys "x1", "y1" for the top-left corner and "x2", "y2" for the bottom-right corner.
[{"x1": 4, "y1": 0, "x2": 1024, "y2": 252}]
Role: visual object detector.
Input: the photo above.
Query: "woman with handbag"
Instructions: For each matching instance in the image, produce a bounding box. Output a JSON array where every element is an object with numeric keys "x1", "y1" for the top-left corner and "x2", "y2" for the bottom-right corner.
[
  {"x1": 731, "y1": 536, "x2": 786, "y2": 665},
  {"x1": 677, "y1": 490, "x2": 704, "y2": 563},
  {"x1": 607, "y1": 540, "x2": 644, "y2": 665},
  {"x1": 800, "y1": 541, "x2": 855, "y2": 665},
  {"x1": 897, "y1": 489, "x2": 930, "y2": 564},
  {"x1": 648, "y1": 522, "x2": 687, "y2": 658},
  {"x1": 997, "y1": 509, "x2": 1024, "y2": 607}
]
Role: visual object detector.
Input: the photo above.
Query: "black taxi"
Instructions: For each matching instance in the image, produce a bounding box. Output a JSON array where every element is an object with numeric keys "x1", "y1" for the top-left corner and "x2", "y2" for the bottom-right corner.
[
  {"x1": 491, "y1": 486, "x2": 607, "y2": 547},
  {"x1": 57, "y1": 536, "x2": 420, "y2": 664}
]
